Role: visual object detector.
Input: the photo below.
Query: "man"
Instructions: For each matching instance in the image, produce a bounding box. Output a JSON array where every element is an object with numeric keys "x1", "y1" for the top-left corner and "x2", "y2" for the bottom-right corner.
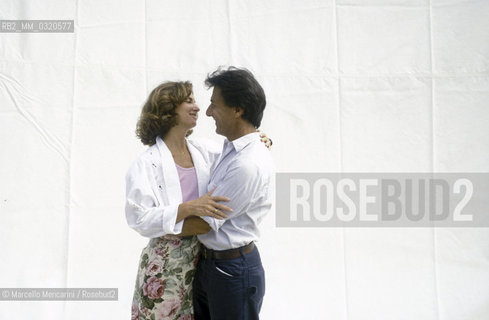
[{"x1": 193, "y1": 67, "x2": 275, "y2": 320}]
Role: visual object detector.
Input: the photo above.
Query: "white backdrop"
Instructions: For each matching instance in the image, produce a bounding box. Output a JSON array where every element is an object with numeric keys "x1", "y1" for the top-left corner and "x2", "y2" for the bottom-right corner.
[{"x1": 1, "y1": 0, "x2": 489, "y2": 319}]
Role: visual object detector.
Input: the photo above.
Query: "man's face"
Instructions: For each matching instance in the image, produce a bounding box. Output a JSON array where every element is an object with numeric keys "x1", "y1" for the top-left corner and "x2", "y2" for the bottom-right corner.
[{"x1": 206, "y1": 87, "x2": 236, "y2": 137}]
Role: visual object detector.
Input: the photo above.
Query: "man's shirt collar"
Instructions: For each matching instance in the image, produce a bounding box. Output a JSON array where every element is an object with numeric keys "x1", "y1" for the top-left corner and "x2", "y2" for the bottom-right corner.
[{"x1": 223, "y1": 131, "x2": 260, "y2": 153}]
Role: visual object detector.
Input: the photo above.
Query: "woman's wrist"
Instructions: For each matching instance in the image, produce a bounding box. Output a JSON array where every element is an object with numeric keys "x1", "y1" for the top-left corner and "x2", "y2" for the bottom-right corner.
[{"x1": 177, "y1": 202, "x2": 191, "y2": 221}]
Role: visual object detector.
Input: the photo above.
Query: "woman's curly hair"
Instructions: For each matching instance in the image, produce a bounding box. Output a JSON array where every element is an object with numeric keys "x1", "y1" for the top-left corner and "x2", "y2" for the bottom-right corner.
[{"x1": 136, "y1": 81, "x2": 193, "y2": 146}]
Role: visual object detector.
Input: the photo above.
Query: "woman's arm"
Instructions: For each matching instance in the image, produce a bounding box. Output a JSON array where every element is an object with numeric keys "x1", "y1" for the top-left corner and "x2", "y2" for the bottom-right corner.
[
  {"x1": 125, "y1": 160, "x2": 183, "y2": 238},
  {"x1": 189, "y1": 131, "x2": 272, "y2": 168},
  {"x1": 125, "y1": 158, "x2": 231, "y2": 238},
  {"x1": 257, "y1": 129, "x2": 273, "y2": 150},
  {"x1": 176, "y1": 188, "x2": 232, "y2": 222}
]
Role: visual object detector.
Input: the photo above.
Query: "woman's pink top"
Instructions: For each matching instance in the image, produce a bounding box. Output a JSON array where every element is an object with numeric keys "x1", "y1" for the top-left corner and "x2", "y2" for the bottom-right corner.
[{"x1": 175, "y1": 164, "x2": 199, "y2": 202}]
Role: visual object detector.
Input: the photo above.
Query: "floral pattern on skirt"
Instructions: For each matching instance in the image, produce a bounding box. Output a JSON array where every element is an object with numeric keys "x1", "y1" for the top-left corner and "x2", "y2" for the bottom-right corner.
[{"x1": 131, "y1": 235, "x2": 200, "y2": 320}]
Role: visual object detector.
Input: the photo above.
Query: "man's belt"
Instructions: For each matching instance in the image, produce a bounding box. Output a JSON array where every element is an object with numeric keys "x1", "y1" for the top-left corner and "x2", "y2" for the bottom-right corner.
[{"x1": 200, "y1": 242, "x2": 255, "y2": 260}]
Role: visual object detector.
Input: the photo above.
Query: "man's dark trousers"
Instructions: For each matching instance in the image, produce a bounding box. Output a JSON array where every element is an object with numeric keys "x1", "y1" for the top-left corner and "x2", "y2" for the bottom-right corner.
[{"x1": 193, "y1": 245, "x2": 265, "y2": 320}]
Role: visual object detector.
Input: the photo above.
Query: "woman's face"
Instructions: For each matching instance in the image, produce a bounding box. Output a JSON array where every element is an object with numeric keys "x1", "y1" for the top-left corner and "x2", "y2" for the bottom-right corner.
[{"x1": 175, "y1": 93, "x2": 200, "y2": 129}]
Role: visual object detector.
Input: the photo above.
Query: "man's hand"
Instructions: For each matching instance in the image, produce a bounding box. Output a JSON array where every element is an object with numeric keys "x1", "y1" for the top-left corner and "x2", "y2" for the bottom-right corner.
[{"x1": 177, "y1": 216, "x2": 211, "y2": 236}]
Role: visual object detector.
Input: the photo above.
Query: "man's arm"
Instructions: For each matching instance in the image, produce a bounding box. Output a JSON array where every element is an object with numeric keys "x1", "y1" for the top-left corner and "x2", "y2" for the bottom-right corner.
[
  {"x1": 177, "y1": 216, "x2": 211, "y2": 236},
  {"x1": 201, "y1": 161, "x2": 271, "y2": 231}
]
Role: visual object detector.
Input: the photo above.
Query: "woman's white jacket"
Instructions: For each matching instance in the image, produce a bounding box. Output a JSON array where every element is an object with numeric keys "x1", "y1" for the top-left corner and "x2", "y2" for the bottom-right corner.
[{"x1": 125, "y1": 136, "x2": 220, "y2": 238}]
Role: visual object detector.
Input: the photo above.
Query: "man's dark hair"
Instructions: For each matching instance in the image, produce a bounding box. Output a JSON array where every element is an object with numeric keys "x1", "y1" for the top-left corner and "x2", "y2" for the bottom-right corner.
[{"x1": 205, "y1": 66, "x2": 266, "y2": 128}]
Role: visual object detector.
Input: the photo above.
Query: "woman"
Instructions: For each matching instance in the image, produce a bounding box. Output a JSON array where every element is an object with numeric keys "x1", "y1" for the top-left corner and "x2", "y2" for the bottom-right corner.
[{"x1": 126, "y1": 81, "x2": 270, "y2": 320}]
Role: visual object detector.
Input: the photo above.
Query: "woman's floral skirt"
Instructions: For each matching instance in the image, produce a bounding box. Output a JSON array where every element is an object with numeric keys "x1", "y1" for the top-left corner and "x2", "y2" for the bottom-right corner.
[{"x1": 131, "y1": 235, "x2": 200, "y2": 320}]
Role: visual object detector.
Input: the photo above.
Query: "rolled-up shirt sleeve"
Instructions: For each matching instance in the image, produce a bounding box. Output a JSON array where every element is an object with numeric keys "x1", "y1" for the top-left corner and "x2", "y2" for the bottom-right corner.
[
  {"x1": 201, "y1": 162, "x2": 268, "y2": 231},
  {"x1": 125, "y1": 160, "x2": 183, "y2": 237}
]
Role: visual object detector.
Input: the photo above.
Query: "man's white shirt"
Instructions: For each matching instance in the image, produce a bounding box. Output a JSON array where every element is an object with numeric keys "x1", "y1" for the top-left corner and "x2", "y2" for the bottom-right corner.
[{"x1": 198, "y1": 132, "x2": 275, "y2": 250}]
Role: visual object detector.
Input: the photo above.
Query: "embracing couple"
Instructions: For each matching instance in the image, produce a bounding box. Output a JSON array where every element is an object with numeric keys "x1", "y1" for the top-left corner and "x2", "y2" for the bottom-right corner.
[{"x1": 125, "y1": 67, "x2": 275, "y2": 320}]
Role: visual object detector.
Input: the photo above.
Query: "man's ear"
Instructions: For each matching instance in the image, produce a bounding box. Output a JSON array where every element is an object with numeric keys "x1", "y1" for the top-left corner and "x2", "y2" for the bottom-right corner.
[{"x1": 234, "y1": 107, "x2": 244, "y2": 118}]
